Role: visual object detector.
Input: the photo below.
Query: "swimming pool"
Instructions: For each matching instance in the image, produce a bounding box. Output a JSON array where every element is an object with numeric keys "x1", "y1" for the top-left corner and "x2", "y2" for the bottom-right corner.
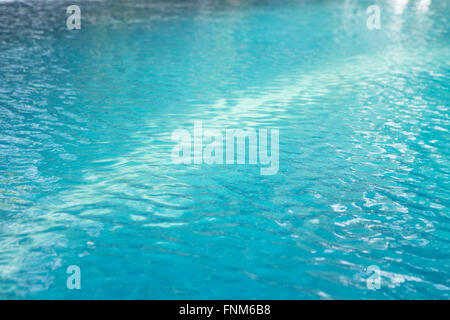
[{"x1": 0, "y1": 0, "x2": 449, "y2": 299}]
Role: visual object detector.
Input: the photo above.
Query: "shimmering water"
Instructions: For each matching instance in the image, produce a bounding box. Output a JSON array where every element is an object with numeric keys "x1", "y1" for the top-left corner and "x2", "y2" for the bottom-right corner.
[{"x1": 0, "y1": 0, "x2": 449, "y2": 299}]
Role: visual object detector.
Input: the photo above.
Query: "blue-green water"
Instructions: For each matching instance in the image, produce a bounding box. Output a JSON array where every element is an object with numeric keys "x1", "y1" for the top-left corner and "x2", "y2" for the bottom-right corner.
[{"x1": 0, "y1": 0, "x2": 449, "y2": 299}]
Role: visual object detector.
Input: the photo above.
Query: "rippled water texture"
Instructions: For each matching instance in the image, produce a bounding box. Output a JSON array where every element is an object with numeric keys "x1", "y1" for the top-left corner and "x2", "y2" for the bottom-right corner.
[{"x1": 0, "y1": 0, "x2": 449, "y2": 299}]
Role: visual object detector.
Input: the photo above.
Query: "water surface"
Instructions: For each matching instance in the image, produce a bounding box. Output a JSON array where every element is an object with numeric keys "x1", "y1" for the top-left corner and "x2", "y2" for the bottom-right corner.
[{"x1": 0, "y1": 0, "x2": 449, "y2": 299}]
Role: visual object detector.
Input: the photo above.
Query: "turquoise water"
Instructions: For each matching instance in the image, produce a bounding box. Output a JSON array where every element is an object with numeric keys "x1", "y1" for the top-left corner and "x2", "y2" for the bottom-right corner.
[{"x1": 0, "y1": 0, "x2": 449, "y2": 299}]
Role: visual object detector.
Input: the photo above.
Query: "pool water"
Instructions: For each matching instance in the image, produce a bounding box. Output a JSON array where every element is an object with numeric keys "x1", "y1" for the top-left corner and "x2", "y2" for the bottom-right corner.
[{"x1": 0, "y1": 0, "x2": 449, "y2": 299}]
